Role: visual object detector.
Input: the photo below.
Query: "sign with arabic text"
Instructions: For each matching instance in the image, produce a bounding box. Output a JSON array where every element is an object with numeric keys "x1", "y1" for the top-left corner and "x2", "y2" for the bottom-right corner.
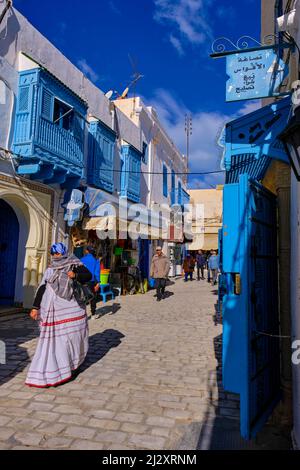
[{"x1": 226, "y1": 47, "x2": 289, "y2": 102}]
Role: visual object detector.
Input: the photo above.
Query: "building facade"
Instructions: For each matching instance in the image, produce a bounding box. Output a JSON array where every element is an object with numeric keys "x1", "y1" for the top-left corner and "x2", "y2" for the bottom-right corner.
[
  {"x1": 114, "y1": 97, "x2": 189, "y2": 278},
  {"x1": 187, "y1": 187, "x2": 223, "y2": 253},
  {"x1": 217, "y1": 0, "x2": 300, "y2": 442},
  {"x1": 0, "y1": 2, "x2": 188, "y2": 309}
]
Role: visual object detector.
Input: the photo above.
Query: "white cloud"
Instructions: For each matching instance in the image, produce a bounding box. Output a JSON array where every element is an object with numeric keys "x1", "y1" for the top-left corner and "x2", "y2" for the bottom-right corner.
[
  {"x1": 169, "y1": 34, "x2": 185, "y2": 56},
  {"x1": 109, "y1": 1, "x2": 121, "y2": 15},
  {"x1": 144, "y1": 89, "x2": 262, "y2": 188},
  {"x1": 153, "y1": 0, "x2": 212, "y2": 55},
  {"x1": 77, "y1": 58, "x2": 99, "y2": 83},
  {"x1": 237, "y1": 99, "x2": 261, "y2": 116}
]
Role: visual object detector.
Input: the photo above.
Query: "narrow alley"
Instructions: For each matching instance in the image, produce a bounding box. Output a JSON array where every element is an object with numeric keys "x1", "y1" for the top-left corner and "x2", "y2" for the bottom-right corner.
[{"x1": 0, "y1": 279, "x2": 290, "y2": 450}]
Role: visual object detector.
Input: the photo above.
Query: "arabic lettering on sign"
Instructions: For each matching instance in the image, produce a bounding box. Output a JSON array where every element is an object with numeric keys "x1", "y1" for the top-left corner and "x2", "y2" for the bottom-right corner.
[{"x1": 226, "y1": 48, "x2": 288, "y2": 102}]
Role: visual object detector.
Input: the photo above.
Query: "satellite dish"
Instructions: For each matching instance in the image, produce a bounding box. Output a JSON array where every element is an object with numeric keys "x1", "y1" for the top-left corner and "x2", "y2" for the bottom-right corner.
[{"x1": 105, "y1": 90, "x2": 113, "y2": 99}]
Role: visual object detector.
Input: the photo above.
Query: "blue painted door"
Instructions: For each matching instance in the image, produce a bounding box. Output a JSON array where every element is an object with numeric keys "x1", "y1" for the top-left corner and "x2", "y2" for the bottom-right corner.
[
  {"x1": 0, "y1": 200, "x2": 19, "y2": 305},
  {"x1": 139, "y1": 239, "x2": 150, "y2": 279},
  {"x1": 222, "y1": 174, "x2": 280, "y2": 439}
]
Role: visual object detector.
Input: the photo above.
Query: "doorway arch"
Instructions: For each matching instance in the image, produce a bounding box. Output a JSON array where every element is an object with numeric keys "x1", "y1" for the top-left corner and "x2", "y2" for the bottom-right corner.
[{"x1": 0, "y1": 199, "x2": 19, "y2": 305}]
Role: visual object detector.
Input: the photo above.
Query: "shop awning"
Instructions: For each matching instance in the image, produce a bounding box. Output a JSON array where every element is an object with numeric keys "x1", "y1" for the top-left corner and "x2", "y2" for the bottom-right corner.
[
  {"x1": 187, "y1": 233, "x2": 218, "y2": 251},
  {"x1": 82, "y1": 216, "x2": 163, "y2": 239},
  {"x1": 82, "y1": 215, "x2": 116, "y2": 231}
]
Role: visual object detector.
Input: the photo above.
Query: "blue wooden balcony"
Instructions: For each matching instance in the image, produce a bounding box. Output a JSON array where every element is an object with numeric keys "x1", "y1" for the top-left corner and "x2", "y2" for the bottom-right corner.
[
  {"x1": 88, "y1": 120, "x2": 116, "y2": 193},
  {"x1": 120, "y1": 144, "x2": 142, "y2": 203},
  {"x1": 12, "y1": 68, "x2": 87, "y2": 188}
]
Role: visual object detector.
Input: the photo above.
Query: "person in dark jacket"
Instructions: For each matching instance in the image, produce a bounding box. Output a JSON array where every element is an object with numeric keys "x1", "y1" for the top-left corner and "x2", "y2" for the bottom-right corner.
[
  {"x1": 196, "y1": 250, "x2": 206, "y2": 280},
  {"x1": 81, "y1": 246, "x2": 100, "y2": 319},
  {"x1": 182, "y1": 254, "x2": 195, "y2": 282}
]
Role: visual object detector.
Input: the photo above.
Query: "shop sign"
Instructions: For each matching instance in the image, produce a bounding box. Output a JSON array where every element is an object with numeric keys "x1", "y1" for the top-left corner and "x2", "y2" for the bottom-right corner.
[{"x1": 226, "y1": 48, "x2": 289, "y2": 102}]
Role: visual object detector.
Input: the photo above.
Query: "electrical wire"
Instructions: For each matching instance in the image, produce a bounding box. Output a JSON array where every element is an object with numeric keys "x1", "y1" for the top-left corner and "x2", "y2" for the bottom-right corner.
[{"x1": 0, "y1": 146, "x2": 224, "y2": 177}]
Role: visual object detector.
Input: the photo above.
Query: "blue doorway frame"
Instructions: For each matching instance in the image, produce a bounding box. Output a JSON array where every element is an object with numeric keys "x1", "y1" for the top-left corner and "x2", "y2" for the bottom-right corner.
[{"x1": 222, "y1": 175, "x2": 280, "y2": 439}]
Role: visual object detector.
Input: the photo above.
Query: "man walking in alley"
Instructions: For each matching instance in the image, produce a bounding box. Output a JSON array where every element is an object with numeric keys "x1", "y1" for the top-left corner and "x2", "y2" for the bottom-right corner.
[
  {"x1": 150, "y1": 246, "x2": 170, "y2": 301},
  {"x1": 196, "y1": 249, "x2": 206, "y2": 280},
  {"x1": 208, "y1": 250, "x2": 219, "y2": 286}
]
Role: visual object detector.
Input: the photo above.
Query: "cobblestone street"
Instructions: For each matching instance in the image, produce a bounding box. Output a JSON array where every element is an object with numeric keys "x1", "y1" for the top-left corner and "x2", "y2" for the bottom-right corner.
[{"x1": 0, "y1": 278, "x2": 291, "y2": 450}]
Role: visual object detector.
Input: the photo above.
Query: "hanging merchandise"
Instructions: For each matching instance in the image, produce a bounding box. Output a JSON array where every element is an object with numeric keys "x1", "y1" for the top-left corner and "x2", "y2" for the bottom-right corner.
[{"x1": 70, "y1": 225, "x2": 88, "y2": 248}]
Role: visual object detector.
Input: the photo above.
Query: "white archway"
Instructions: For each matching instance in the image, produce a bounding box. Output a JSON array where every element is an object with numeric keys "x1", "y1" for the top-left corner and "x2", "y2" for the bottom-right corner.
[{"x1": 0, "y1": 176, "x2": 53, "y2": 308}]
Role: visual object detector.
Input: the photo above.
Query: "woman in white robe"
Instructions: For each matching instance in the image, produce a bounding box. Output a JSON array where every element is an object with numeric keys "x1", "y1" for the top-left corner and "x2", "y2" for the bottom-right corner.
[{"x1": 26, "y1": 243, "x2": 92, "y2": 388}]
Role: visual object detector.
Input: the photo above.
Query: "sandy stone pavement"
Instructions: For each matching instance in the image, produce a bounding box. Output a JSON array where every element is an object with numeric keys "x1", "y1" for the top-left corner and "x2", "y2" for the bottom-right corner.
[{"x1": 0, "y1": 278, "x2": 291, "y2": 450}]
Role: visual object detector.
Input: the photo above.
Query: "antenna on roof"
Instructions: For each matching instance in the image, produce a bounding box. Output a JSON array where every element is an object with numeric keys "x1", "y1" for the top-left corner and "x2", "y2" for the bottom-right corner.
[{"x1": 127, "y1": 54, "x2": 144, "y2": 116}]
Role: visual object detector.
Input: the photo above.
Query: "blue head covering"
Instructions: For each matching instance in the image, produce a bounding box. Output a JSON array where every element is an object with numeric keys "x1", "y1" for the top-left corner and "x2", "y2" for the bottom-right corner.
[{"x1": 50, "y1": 242, "x2": 67, "y2": 256}]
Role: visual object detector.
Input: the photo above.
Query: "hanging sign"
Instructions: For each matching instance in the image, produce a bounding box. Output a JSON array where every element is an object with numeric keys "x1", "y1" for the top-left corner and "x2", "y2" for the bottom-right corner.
[{"x1": 226, "y1": 47, "x2": 289, "y2": 102}]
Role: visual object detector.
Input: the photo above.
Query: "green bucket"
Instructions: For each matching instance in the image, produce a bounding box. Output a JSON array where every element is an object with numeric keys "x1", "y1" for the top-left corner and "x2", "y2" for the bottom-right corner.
[{"x1": 100, "y1": 273, "x2": 109, "y2": 285}]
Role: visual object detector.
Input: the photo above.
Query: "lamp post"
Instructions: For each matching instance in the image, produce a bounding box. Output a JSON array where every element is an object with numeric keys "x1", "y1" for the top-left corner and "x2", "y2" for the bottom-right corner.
[{"x1": 279, "y1": 106, "x2": 300, "y2": 181}]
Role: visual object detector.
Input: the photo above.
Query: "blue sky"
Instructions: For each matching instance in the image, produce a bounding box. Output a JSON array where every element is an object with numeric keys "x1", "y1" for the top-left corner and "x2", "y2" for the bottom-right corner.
[{"x1": 14, "y1": 0, "x2": 261, "y2": 188}]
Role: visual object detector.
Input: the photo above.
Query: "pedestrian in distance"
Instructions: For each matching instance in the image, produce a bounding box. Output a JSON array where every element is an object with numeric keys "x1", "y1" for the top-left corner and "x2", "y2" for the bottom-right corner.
[
  {"x1": 206, "y1": 250, "x2": 212, "y2": 283},
  {"x1": 150, "y1": 246, "x2": 170, "y2": 301},
  {"x1": 196, "y1": 249, "x2": 206, "y2": 280},
  {"x1": 183, "y1": 253, "x2": 195, "y2": 282},
  {"x1": 208, "y1": 250, "x2": 219, "y2": 286},
  {"x1": 26, "y1": 243, "x2": 92, "y2": 388},
  {"x1": 81, "y1": 245, "x2": 100, "y2": 319}
]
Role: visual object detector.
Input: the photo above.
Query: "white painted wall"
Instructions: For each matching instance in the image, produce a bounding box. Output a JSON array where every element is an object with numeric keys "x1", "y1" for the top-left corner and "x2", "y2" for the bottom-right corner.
[
  {"x1": 290, "y1": 173, "x2": 300, "y2": 449},
  {"x1": 0, "y1": 4, "x2": 141, "y2": 154},
  {"x1": 114, "y1": 97, "x2": 187, "y2": 208},
  {"x1": 277, "y1": 0, "x2": 300, "y2": 449}
]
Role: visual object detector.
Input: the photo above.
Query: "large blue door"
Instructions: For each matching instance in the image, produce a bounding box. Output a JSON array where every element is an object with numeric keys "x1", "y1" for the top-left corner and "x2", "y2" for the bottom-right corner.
[
  {"x1": 222, "y1": 174, "x2": 280, "y2": 439},
  {"x1": 0, "y1": 200, "x2": 19, "y2": 305}
]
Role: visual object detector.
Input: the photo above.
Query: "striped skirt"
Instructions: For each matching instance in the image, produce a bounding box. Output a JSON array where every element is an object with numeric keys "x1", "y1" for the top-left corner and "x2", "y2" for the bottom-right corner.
[{"x1": 26, "y1": 285, "x2": 89, "y2": 388}]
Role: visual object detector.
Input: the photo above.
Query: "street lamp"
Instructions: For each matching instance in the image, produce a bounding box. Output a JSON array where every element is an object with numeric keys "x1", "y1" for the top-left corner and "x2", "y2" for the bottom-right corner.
[{"x1": 279, "y1": 106, "x2": 300, "y2": 181}]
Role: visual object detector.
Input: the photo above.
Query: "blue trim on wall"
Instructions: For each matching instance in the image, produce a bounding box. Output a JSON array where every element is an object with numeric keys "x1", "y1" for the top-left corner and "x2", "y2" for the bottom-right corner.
[
  {"x1": 224, "y1": 96, "x2": 291, "y2": 182},
  {"x1": 163, "y1": 164, "x2": 168, "y2": 197}
]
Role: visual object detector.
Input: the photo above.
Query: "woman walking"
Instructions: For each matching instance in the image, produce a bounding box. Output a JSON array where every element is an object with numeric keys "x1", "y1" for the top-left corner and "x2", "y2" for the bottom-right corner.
[
  {"x1": 182, "y1": 253, "x2": 195, "y2": 282},
  {"x1": 26, "y1": 243, "x2": 92, "y2": 388}
]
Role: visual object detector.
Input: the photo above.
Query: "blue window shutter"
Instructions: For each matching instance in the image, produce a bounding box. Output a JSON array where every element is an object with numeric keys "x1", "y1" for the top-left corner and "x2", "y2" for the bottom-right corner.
[
  {"x1": 163, "y1": 165, "x2": 168, "y2": 197},
  {"x1": 41, "y1": 88, "x2": 53, "y2": 120},
  {"x1": 18, "y1": 87, "x2": 30, "y2": 112},
  {"x1": 73, "y1": 113, "x2": 84, "y2": 142},
  {"x1": 178, "y1": 181, "x2": 182, "y2": 204},
  {"x1": 171, "y1": 170, "x2": 175, "y2": 205}
]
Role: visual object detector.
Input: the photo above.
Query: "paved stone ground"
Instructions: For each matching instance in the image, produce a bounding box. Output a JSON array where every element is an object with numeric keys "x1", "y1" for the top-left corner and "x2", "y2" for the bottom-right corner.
[{"x1": 0, "y1": 278, "x2": 291, "y2": 450}]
